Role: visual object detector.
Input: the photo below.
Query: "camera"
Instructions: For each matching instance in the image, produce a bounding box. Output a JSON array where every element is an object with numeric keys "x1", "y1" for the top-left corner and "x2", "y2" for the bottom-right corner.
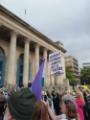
[{"x1": 44, "y1": 95, "x2": 47, "y2": 101}]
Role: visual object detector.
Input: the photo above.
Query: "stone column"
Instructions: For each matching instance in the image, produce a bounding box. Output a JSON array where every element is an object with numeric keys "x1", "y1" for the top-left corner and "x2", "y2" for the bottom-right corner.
[
  {"x1": 35, "y1": 44, "x2": 39, "y2": 74},
  {"x1": 43, "y1": 48, "x2": 47, "y2": 86},
  {"x1": 23, "y1": 40, "x2": 30, "y2": 87},
  {"x1": 7, "y1": 31, "x2": 17, "y2": 89}
]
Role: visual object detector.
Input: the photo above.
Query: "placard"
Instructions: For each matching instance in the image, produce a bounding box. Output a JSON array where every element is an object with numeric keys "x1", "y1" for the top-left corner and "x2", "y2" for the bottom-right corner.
[{"x1": 49, "y1": 52, "x2": 63, "y2": 75}]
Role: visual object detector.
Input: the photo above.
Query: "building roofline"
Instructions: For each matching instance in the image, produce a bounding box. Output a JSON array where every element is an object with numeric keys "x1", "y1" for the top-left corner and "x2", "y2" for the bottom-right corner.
[{"x1": 0, "y1": 5, "x2": 66, "y2": 53}]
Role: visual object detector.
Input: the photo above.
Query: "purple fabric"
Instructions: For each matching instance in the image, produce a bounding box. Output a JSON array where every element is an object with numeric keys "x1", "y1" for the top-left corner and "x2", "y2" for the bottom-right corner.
[{"x1": 31, "y1": 60, "x2": 45, "y2": 100}]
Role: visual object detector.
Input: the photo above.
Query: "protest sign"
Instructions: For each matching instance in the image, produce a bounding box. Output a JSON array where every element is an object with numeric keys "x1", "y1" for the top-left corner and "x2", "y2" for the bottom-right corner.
[{"x1": 49, "y1": 52, "x2": 63, "y2": 75}]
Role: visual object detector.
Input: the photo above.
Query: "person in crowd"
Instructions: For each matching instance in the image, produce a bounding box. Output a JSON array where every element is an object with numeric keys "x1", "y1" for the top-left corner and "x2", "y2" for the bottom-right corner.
[
  {"x1": 32, "y1": 101, "x2": 50, "y2": 120},
  {"x1": 0, "y1": 91, "x2": 6, "y2": 120},
  {"x1": 3, "y1": 88, "x2": 36, "y2": 120},
  {"x1": 46, "y1": 91, "x2": 54, "y2": 110},
  {"x1": 62, "y1": 91, "x2": 75, "y2": 102},
  {"x1": 76, "y1": 91, "x2": 85, "y2": 120},
  {"x1": 41, "y1": 90, "x2": 54, "y2": 113},
  {"x1": 47, "y1": 91, "x2": 51, "y2": 99},
  {"x1": 43, "y1": 97, "x2": 79, "y2": 120},
  {"x1": 64, "y1": 100, "x2": 79, "y2": 120},
  {"x1": 51, "y1": 91, "x2": 62, "y2": 115},
  {"x1": 83, "y1": 90, "x2": 90, "y2": 120}
]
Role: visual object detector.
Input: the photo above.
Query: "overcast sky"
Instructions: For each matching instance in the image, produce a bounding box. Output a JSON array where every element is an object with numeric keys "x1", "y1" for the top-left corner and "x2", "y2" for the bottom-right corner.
[{"x1": 0, "y1": 0, "x2": 90, "y2": 67}]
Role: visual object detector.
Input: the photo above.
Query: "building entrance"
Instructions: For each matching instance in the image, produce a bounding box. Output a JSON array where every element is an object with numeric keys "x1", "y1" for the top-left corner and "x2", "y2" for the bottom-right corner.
[{"x1": 0, "y1": 47, "x2": 5, "y2": 87}]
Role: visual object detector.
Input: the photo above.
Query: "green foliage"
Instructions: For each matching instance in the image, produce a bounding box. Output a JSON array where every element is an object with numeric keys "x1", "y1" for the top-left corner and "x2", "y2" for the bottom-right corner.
[
  {"x1": 81, "y1": 67, "x2": 90, "y2": 77},
  {"x1": 81, "y1": 67, "x2": 90, "y2": 84},
  {"x1": 66, "y1": 67, "x2": 78, "y2": 86}
]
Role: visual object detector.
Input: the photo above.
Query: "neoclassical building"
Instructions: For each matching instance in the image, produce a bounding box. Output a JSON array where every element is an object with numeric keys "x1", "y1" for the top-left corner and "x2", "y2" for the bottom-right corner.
[{"x1": 0, "y1": 5, "x2": 66, "y2": 89}]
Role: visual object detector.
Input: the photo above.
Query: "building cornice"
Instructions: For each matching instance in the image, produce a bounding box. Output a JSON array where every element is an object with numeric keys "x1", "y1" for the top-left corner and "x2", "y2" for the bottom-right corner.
[{"x1": 0, "y1": 5, "x2": 66, "y2": 53}]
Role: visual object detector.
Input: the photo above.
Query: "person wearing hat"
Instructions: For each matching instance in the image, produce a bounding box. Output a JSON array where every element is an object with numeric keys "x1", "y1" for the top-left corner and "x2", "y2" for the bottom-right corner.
[{"x1": 4, "y1": 88, "x2": 36, "y2": 120}]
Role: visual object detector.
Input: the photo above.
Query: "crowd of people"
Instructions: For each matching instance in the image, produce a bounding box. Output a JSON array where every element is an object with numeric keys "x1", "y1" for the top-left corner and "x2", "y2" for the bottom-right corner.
[{"x1": 0, "y1": 86, "x2": 90, "y2": 120}]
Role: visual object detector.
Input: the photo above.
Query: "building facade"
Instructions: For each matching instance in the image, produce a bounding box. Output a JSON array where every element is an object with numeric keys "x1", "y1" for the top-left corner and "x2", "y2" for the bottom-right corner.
[
  {"x1": 0, "y1": 5, "x2": 66, "y2": 89},
  {"x1": 65, "y1": 55, "x2": 79, "y2": 78}
]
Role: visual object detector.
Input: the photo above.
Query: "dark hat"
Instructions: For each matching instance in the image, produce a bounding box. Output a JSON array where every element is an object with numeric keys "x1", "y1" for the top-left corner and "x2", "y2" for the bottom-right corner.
[{"x1": 8, "y1": 88, "x2": 36, "y2": 120}]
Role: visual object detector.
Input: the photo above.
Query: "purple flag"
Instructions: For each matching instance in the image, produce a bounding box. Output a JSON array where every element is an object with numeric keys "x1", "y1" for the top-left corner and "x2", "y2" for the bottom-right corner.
[{"x1": 31, "y1": 60, "x2": 45, "y2": 100}]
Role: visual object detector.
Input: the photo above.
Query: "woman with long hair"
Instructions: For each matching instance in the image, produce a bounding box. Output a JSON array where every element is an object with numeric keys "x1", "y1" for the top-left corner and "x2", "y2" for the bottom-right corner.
[
  {"x1": 43, "y1": 99, "x2": 79, "y2": 120},
  {"x1": 64, "y1": 100, "x2": 79, "y2": 120},
  {"x1": 32, "y1": 101, "x2": 50, "y2": 120}
]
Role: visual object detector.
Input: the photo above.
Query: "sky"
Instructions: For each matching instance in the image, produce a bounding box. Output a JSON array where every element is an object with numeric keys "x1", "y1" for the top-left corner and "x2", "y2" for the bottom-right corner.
[{"x1": 0, "y1": 0, "x2": 90, "y2": 67}]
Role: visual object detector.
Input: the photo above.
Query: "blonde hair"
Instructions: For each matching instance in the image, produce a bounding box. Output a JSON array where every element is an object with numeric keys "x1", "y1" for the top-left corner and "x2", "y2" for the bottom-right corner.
[{"x1": 76, "y1": 91, "x2": 84, "y2": 98}]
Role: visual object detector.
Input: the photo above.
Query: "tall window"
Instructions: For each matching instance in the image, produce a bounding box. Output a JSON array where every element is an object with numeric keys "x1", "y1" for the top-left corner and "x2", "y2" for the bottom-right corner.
[
  {"x1": 17, "y1": 54, "x2": 24, "y2": 87},
  {"x1": 0, "y1": 47, "x2": 5, "y2": 87}
]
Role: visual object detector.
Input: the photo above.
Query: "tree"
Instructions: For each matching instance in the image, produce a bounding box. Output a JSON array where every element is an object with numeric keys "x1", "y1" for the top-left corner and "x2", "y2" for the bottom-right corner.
[
  {"x1": 80, "y1": 67, "x2": 90, "y2": 84},
  {"x1": 66, "y1": 67, "x2": 78, "y2": 86}
]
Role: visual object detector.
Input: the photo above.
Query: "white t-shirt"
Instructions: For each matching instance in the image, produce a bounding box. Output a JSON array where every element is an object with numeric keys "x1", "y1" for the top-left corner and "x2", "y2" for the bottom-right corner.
[
  {"x1": 56, "y1": 114, "x2": 68, "y2": 120},
  {"x1": 56, "y1": 114, "x2": 76, "y2": 120}
]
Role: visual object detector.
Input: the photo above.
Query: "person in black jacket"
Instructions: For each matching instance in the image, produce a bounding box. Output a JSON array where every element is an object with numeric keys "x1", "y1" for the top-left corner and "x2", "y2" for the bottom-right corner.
[
  {"x1": 0, "y1": 91, "x2": 6, "y2": 120},
  {"x1": 52, "y1": 91, "x2": 62, "y2": 115},
  {"x1": 83, "y1": 90, "x2": 90, "y2": 120}
]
